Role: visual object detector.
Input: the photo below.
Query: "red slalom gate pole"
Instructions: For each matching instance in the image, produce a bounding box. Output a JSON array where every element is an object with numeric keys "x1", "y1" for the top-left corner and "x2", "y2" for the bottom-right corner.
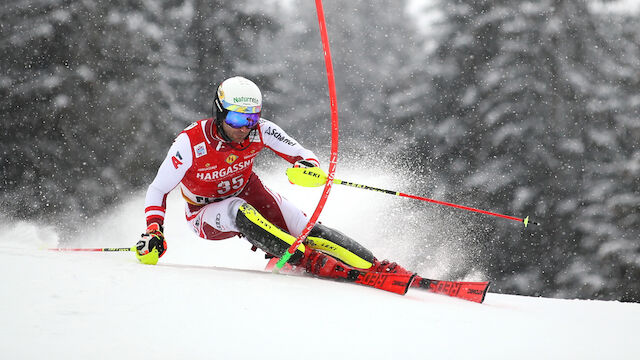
[{"x1": 274, "y1": 0, "x2": 339, "y2": 270}]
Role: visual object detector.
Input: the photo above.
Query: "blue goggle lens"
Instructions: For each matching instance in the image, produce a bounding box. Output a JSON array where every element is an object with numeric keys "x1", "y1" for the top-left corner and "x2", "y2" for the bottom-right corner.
[{"x1": 225, "y1": 111, "x2": 260, "y2": 129}]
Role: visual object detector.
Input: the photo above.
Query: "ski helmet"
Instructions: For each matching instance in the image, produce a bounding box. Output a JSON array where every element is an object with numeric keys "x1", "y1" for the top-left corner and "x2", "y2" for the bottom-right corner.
[{"x1": 214, "y1": 76, "x2": 262, "y2": 123}]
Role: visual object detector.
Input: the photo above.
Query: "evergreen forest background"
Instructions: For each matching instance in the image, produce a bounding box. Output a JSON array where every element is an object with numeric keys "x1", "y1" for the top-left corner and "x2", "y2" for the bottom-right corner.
[{"x1": 2, "y1": 0, "x2": 639, "y2": 302}]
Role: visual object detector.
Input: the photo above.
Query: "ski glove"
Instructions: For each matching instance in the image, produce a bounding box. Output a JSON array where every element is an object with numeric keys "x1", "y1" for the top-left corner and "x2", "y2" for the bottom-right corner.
[
  {"x1": 136, "y1": 223, "x2": 167, "y2": 265},
  {"x1": 287, "y1": 161, "x2": 328, "y2": 188},
  {"x1": 293, "y1": 159, "x2": 319, "y2": 168}
]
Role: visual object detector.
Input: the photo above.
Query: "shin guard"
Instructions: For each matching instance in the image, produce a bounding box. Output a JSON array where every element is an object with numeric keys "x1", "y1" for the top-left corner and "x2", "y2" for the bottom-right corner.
[
  {"x1": 235, "y1": 203, "x2": 307, "y2": 265},
  {"x1": 307, "y1": 223, "x2": 375, "y2": 269}
]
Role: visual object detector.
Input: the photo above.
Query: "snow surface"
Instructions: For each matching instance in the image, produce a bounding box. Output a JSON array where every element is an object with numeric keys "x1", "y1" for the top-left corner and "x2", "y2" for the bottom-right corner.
[{"x1": 2, "y1": 168, "x2": 639, "y2": 359}]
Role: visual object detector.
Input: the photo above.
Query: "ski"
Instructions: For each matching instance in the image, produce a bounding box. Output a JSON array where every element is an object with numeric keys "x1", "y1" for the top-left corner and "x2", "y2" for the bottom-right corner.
[
  {"x1": 348, "y1": 269, "x2": 416, "y2": 295},
  {"x1": 264, "y1": 258, "x2": 488, "y2": 300},
  {"x1": 265, "y1": 258, "x2": 415, "y2": 295},
  {"x1": 412, "y1": 276, "x2": 490, "y2": 303}
]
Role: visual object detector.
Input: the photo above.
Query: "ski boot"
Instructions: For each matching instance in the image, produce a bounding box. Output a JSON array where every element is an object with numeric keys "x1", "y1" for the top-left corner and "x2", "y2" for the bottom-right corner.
[
  {"x1": 369, "y1": 258, "x2": 427, "y2": 288},
  {"x1": 370, "y1": 259, "x2": 414, "y2": 275},
  {"x1": 300, "y1": 249, "x2": 354, "y2": 279},
  {"x1": 265, "y1": 248, "x2": 354, "y2": 280}
]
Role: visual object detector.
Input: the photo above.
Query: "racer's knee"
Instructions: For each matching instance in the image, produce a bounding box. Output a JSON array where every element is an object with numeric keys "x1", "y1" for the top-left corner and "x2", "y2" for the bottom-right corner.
[{"x1": 191, "y1": 197, "x2": 246, "y2": 239}]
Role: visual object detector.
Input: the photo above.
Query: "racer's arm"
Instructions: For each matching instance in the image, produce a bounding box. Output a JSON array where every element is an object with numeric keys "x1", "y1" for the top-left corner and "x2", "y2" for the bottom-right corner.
[
  {"x1": 259, "y1": 119, "x2": 320, "y2": 167},
  {"x1": 144, "y1": 133, "x2": 193, "y2": 227}
]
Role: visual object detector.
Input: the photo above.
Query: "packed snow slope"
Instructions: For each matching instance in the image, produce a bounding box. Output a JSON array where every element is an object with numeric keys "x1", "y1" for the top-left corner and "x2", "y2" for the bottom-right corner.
[{"x1": 2, "y1": 168, "x2": 638, "y2": 359}]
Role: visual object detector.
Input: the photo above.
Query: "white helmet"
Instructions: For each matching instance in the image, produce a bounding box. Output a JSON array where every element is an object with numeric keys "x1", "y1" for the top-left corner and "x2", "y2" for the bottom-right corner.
[
  {"x1": 214, "y1": 76, "x2": 262, "y2": 115},
  {"x1": 213, "y1": 76, "x2": 262, "y2": 143}
]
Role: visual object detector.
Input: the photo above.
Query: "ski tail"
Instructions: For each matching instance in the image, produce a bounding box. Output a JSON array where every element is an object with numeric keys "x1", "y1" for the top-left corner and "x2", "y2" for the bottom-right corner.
[{"x1": 413, "y1": 276, "x2": 490, "y2": 303}]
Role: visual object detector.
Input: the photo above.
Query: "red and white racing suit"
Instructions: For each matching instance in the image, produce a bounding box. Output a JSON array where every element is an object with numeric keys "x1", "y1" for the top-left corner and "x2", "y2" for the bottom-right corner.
[{"x1": 144, "y1": 118, "x2": 319, "y2": 240}]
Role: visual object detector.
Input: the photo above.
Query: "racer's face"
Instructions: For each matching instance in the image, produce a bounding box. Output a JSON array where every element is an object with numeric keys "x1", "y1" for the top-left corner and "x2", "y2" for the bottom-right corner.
[{"x1": 221, "y1": 120, "x2": 252, "y2": 143}]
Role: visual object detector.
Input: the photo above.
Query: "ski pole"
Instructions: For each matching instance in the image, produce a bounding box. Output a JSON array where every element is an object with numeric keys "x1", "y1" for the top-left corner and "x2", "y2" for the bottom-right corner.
[
  {"x1": 287, "y1": 167, "x2": 539, "y2": 227},
  {"x1": 48, "y1": 247, "x2": 135, "y2": 252}
]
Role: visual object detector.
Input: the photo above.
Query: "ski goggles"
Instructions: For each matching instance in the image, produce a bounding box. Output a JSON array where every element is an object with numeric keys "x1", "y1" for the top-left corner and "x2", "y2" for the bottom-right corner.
[{"x1": 224, "y1": 110, "x2": 260, "y2": 129}]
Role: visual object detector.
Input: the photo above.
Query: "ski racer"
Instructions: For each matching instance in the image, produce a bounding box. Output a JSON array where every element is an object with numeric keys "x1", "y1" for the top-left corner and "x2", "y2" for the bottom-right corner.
[{"x1": 136, "y1": 76, "x2": 414, "y2": 281}]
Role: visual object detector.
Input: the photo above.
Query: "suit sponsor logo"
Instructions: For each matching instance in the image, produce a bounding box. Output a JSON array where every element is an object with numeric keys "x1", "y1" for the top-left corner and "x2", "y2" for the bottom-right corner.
[
  {"x1": 194, "y1": 142, "x2": 207, "y2": 158},
  {"x1": 197, "y1": 163, "x2": 218, "y2": 171},
  {"x1": 216, "y1": 213, "x2": 222, "y2": 230},
  {"x1": 249, "y1": 131, "x2": 261, "y2": 143},
  {"x1": 265, "y1": 127, "x2": 296, "y2": 146},
  {"x1": 225, "y1": 154, "x2": 239, "y2": 165},
  {"x1": 171, "y1": 151, "x2": 183, "y2": 169},
  {"x1": 196, "y1": 159, "x2": 253, "y2": 181}
]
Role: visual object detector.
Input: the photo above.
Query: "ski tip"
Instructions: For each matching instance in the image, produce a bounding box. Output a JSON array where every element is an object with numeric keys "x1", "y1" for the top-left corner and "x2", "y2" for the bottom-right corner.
[
  {"x1": 480, "y1": 281, "x2": 491, "y2": 304},
  {"x1": 405, "y1": 273, "x2": 418, "y2": 295}
]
